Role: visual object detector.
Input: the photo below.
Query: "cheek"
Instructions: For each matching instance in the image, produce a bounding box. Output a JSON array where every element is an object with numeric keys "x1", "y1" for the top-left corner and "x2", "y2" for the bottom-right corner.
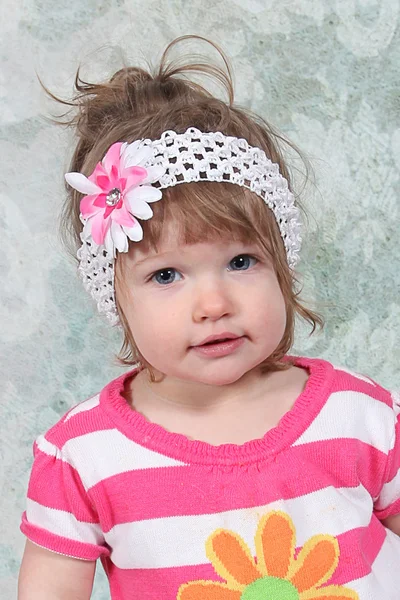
[
  {"x1": 272, "y1": 286, "x2": 287, "y2": 325},
  {"x1": 250, "y1": 281, "x2": 287, "y2": 332},
  {"x1": 253, "y1": 277, "x2": 286, "y2": 312},
  {"x1": 124, "y1": 295, "x2": 181, "y2": 356}
]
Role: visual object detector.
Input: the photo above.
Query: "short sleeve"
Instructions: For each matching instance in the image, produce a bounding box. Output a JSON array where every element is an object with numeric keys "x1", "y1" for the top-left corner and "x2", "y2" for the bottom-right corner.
[
  {"x1": 374, "y1": 391, "x2": 400, "y2": 520},
  {"x1": 20, "y1": 434, "x2": 109, "y2": 561}
]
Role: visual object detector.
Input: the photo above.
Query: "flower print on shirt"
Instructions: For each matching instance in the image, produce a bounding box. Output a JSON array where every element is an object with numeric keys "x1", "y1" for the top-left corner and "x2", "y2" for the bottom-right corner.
[{"x1": 177, "y1": 511, "x2": 359, "y2": 600}]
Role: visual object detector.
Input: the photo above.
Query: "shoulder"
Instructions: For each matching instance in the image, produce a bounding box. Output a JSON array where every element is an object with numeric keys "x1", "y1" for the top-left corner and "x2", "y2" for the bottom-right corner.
[
  {"x1": 293, "y1": 356, "x2": 399, "y2": 452},
  {"x1": 329, "y1": 361, "x2": 396, "y2": 409},
  {"x1": 44, "y1": 392, "x2": 103, "y2": 446},
  {"x1": 30, "y1": 371, "x2": 135, "y2": 491},
  {"x1": 37, "y1": 369, "x2": 132, "y2": 453},
  {"x1": 330, "y1": 362, "x2": 399, "y2": 445},
  {"x1": 297, "y1": 354, "x2": 395, "y2": 407}
]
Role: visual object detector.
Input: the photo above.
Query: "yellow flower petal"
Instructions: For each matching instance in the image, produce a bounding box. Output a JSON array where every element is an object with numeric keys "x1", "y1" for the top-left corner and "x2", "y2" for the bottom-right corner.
[
  {"x1": 255, "y1": 511, "x2": 296, "y2": 578},
  {"x1": 290, "y1": 535, "x2": 339, "y2": 592},
  {"x1": 177, "y1": 581, "x2": 242, "y2": 600},
  {"x1": 206, "y1": 529, "x2": 261, "y2": 588},
  {"x1": 300, "y1": 583, "x2": 359, "y2": 600}
]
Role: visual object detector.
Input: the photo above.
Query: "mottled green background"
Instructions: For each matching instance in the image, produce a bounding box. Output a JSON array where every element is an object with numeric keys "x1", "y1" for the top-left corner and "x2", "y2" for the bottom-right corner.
[{"x1": 1, "y1": 1, "x2": 399, "y2": 598}]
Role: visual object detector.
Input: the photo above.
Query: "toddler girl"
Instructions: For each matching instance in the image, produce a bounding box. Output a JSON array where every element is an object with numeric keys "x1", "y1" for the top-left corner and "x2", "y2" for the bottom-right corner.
[{"x1": 18, "y1": 35, "x2": 400, "y2": 600}]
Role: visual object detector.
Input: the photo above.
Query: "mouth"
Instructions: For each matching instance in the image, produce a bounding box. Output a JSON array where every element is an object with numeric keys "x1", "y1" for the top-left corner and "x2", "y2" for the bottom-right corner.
[
  {"x1": 201, "y1": 338, "x2": 236, "y2": 346},
  {"x1": 193, "y1": 333, "x2": 242, "y2": 347},
  {"x1": 190, "y1": 334, "x2": 245, "y2": 357}
]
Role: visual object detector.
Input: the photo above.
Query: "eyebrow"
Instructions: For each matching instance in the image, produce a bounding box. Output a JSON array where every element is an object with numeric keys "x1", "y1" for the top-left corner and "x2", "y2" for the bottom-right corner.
[
  {"x1": 131, "y1": 251, "x2": 178, "y2": 268},
  {"x1": 131, "y1": 242, "x2": 264, "y2": 268}
]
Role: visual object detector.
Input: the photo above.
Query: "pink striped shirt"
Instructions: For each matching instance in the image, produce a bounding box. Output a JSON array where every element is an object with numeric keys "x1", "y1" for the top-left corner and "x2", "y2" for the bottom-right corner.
[{"x1": 21, "y1": 356, "x2": 400, "y2": 599}]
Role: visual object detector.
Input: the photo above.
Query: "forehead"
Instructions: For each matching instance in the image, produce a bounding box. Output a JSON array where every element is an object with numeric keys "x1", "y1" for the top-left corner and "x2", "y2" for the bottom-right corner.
[{"x1": 128, "y1": 221, "x2": 255, "y2": 265}]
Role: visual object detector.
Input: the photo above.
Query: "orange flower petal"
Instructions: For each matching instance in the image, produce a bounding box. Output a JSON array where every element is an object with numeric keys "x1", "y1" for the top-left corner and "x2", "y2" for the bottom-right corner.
[
  {"x1": 255, "y1": 511, "x2": 296, "y2": 578},
  {"x1": 300, "y1": 583, "x2": 359, "y2": 600},
  {"x1": 177, "y1": 581, "x2": 242, "y2": 600},
  {"x1": 206, "y1": 529, "x2": 261, "y2": 587},
  {"x1": 290, "y1": 535, "x2": 339, "y2": 592}
]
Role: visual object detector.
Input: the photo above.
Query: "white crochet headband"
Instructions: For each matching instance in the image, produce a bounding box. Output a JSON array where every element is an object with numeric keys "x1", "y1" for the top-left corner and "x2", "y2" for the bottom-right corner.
[{"x1": 65, "y1": 127, "x2": 302, "y2": 326}]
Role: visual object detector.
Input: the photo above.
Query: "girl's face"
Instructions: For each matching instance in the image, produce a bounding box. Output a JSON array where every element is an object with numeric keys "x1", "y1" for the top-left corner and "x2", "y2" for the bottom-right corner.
[{"x1": 117, "y1": 223, "x2": 287, "y2": 387}]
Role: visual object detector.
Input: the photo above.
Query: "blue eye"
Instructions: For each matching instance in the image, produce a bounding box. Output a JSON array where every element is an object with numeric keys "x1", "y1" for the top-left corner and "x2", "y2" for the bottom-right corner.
[
  {"x1": 229, "y1": 254, "x2": 257, "y2": 271},
  {"x1": 152, "y1": 268, "x2": 182, "y2": 285}
]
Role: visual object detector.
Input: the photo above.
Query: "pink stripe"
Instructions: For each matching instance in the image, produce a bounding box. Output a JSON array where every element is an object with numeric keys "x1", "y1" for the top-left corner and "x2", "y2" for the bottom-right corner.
[
  {"x1": 375, "y1": 497, "x2": 400, "y2": 521},
  {"x1": 103, "y1": 518, "x2": 385, "y2": 598},
  {"x1": 46, "y1": 404, "x2": 114, "y2": 448},
  {"x1": 332, "y1": 368, "x2": 392, "y2": 406},
  {"x1": 20, "y1": 513, "x2": 109, "y2": 560},
  {"x1": 90, "y1": 438, "x2": 387, "y2": 530},
  {"x1": 329, "y1": 515, "x2": 385, "y2": 584},
  {"x1": 28, "y1": 448, "x2": 98, "y2": 522},
  {"x1": 106, "y1": 560, "x2": 217, "y2": 600}
]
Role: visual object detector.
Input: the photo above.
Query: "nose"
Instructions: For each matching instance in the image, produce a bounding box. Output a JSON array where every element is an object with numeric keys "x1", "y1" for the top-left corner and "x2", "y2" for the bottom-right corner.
[{"x1": 192, "y1": 279, "x2": 234, "y2": 322}]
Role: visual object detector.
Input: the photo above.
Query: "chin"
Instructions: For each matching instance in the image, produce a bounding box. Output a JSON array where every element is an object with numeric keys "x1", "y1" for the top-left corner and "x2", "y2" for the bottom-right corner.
[{"x1": 187, "y1": 366, "x2": 254, "y2": 387}]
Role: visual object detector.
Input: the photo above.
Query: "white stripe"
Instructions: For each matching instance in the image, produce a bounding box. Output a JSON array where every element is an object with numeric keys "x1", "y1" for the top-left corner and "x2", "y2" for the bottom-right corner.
[
  {"x1": 335, "y1": 365, "x2": 377, "y2": 386},
  {"x1": 392, "y1": 390, "x2": 400, "y2": 416},
  {"x1": 64, "y1": 394, "x2": 100, "y2": 422},
  {"x1": 106, "y1": 483, "x2": 373, "y2": 569},
  {"x1": 36, "y1": 435, "x2": 62, "y2": 459},
  {"x1": 63, "y1": 429, "x2": 187, "y2": 489},
  {"x1": 26, "y1": 499, "x2": 104, "y2": 546},
  {"x1": 375, "y1": 467, "x2": 400, "y2": 511},
  {"x1": 293, "y1": 390, "x2": 395, "y2": 452},
  {"x1": 348, "y1": 528, "x2": 400, "y2": 597},
  {"x1": 36, "y1": 429, "x2": 187, "y2": 489}
]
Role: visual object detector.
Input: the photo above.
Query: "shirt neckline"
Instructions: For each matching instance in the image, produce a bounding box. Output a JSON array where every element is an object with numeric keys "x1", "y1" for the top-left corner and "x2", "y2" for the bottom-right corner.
[{"x1": 100, "y1": 355, "x2": 334, "y2": 465}]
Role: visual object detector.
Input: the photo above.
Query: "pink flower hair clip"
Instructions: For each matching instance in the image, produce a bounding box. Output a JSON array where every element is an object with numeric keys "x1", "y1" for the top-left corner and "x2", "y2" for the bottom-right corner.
[{"x1": 65, "y1": 141, "x2": 166, "y2": 257}]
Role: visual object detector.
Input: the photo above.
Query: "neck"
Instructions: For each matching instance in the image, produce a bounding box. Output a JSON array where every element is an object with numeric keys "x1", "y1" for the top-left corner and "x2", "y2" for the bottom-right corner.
[
  {"x1": 124, "y1": 361, "x2": 308, "y2": 447},
  {"x1": 131, "y1": 364, "x2": 282, "y2": 413}
]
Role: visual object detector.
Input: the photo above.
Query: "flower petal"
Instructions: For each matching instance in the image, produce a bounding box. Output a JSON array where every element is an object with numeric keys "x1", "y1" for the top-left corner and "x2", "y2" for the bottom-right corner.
[
  {"x1": 80, "y1": 194, "x2": 103, "y2": 217},
  {"x1": 89, "y1": 162, "x2": 108, "y2": 183},
  {"x1": 124, "y1": 166, "x2": 148, "y2": 191},
  {"x1": 177, "y1": 582, "x2": 241, "y2": 600},
  {"x1": 91, "y1": 213, "x2": 110, "y2": 246},
  {"x1": 122, "y1": 221, "x2": 143, "y2": 242},
  {"x1": 123, "y1": 142, "x2": 153, "y2": 168},
  {"x1": 126, "y1": 185, "x2": 162, "y2": 204},
  {"x1": 141, "y1": 165, "x2": 166, "y2": 184},
  {"x1": 96, "y1": 175, "x2": 111, "y2": 191},
  {"x1": 126, "y1": 198, "x2": 154, "y2": 220},
  {"x1": 206, "y1": 529, "x2": 261, "y2": 588},
  {"x1": 65, "y1": 173, "x2": 101, "y2": 195},
  {"x1": 112, "y1": 202, "x2": 137, "y2": 228},
  {"x1": 110, "y1": 165, "x2": 120, "y2": 187},
  {"x1": 290, "y1": 535, "x2": 339, "y2": 593},
  {"x1": 80, "y1": 217, "x2": 92, "y2": 241},
  {"x1": 110, "y1": 221, "x2": 129, "y2": 254},
  {"x1": 93, "y1": 194, "x2": 108, "y2": 209},
  {"x1": 255, "y1": 511, "x2": 295, "y2": 578},
  {"x1": 104, "y1": 227, "x2": 116, "y2": 257},
  {"x1": 103, "y1": 142, "x2": 123, "y2": 173},
  {"x1": 300, "y1": 584, "x2": 359, "y2": 600}
]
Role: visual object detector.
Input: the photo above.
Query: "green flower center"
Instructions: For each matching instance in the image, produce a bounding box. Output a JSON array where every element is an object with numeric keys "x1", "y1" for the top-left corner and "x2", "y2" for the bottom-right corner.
[{"x1": 241, "y1": 576, "x2": 299, "y2": 600}]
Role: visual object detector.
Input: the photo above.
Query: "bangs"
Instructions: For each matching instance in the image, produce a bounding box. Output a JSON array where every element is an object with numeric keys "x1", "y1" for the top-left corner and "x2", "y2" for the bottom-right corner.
[{"x1": 137, "y1": 181, "x2": 285, "y2": 261}]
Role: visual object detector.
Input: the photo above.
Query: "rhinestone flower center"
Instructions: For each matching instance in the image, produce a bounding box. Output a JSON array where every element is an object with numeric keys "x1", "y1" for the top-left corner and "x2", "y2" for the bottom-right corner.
[{"x1": 106, "y1": 187, "x2": 121, "y2": 206}]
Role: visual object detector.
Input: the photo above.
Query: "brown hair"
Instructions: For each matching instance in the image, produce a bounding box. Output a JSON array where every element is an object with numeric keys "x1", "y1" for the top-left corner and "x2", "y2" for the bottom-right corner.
[{"x1": 51, "y1": 35, "x2": 324, "y2": 377}]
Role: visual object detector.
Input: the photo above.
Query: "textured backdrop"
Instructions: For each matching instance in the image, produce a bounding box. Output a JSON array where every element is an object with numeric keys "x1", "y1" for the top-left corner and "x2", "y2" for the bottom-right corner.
[{"x1": 1, "y1": 1, "x2": 399, "y2": 597}]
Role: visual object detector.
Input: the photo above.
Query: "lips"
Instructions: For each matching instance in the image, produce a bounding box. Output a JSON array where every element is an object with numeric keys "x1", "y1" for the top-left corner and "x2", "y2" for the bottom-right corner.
[
  {"x1": 191, "y1": 335, "x2": 245, "y2": 358},
  {"x1": 194, "y1": 332, "x2": 241, "y2": 347}
]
